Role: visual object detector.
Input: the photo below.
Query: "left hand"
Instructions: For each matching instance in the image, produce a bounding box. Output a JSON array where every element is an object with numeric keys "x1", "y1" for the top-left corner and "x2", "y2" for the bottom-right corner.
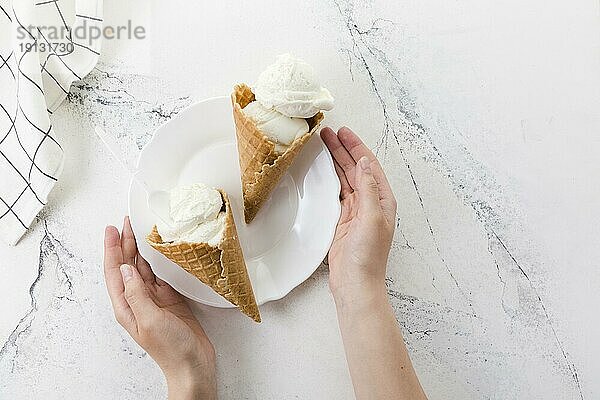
[
  {"x1": 320, "y1": 127, "x2": 397, "y2": 306},
  {"x1": 103, "y1": 217, "x2": 217, "y2": 400}
]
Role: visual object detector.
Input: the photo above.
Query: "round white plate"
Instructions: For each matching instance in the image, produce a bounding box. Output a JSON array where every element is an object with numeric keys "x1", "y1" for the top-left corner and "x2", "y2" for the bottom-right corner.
[{"x1": 128, "y1": 96, "x2": 340, "y2": 307}]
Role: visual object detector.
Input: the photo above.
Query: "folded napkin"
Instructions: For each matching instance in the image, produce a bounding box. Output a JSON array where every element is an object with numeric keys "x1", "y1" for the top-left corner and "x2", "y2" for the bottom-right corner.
[{"x1": 0, "y1": 0, "x2": 102, "y2": 245}]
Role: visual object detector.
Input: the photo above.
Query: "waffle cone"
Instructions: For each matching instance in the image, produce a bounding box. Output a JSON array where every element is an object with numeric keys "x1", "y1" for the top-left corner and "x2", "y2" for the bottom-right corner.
[
  {"x1": 231, "y1": 83, "x2": 324, "y2": 223},
  {"x1": 145, "y1": 190, "x2": 260, "y2": 322}
]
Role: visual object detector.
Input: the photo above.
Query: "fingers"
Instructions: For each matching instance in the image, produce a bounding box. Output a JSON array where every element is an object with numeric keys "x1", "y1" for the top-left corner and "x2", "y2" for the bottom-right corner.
[
  {"x1": 333, "y1": 160, "x2": 353, "y2": 199},
  {"x1": 121, "y1": 264, "x2": 160, "y2": 333},
  {"x1": 338, "y1": 126, "x2": 393, "y2": 192},
  {"x1": 322, "y1": 125, "x2": 397, "y2": 222},
  {"x1": 121, "y1": 216, "x2": 156, "y2": 284},
  {"x1": 356, "y1": 157, "x2": 383, "y2": 217},
  {"x1": 337, "y1": 126, "x2": 376, "y2": 162},
  {"x1": 322, "y1": 128, "x2": 353, "y2": 199},
  {"x1": 121, "y1": 217, "x2": 137, "y2": 266},
  {"x1": 104, "y1": 226, "x2": 135, "y2": 331},
  {"x1": 104, "y1": 225, "x2": 123, "y2": 272},
  {"x1": 338, "y1": 127, "x2": 397, "y2": 222},
  {"x1": 155, "y1": 276, "x2": 170, "y2": 287},
  {"x1": 320, "y1": 127, "x2": 358, "y2": 189},
  {"x1": 136, "y1": 254, "x2": 156, "y2": 285}
]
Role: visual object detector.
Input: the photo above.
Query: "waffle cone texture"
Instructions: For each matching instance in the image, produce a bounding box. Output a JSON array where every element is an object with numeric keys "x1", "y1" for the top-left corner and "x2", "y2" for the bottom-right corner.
[
  {"x1": 145, "y1": 190, "x2": 261, "y2": 322},
  {"x1": 231, "y1": 84, "x2": 324, "y2": 223}
]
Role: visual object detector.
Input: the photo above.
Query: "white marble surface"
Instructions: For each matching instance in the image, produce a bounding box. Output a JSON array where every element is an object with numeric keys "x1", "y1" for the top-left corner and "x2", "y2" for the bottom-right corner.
[{"x1": 2, "y1": 1, "x2": 599, "y2": 398}]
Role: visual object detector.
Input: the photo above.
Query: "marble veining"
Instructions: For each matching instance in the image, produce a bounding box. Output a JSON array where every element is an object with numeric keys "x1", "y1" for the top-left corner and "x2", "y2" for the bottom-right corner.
[
  {"x1": 332, "y1": 0, "x2": 585, "y2": 397},
  {"x1": 1, "y1": 1, "x2": 597, "y2": 398}
]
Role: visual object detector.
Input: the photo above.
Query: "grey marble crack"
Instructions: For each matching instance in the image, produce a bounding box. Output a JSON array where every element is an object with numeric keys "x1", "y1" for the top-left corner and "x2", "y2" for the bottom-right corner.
[
  {"x1": 331, "y1": 0, "x2": 584, "y2": 397},
  {"x1": 0, "y1": 220, "x2": 77, "y2": 373},
  {"x1": 65, "y1": 63, "x2": 192, "y2": 152},
  {"x1": 334, "y1": 0, "x2": 472, "y2": 310},
  {"x1": 489, "y1": 229, "x2": 584, "y2": 399}
]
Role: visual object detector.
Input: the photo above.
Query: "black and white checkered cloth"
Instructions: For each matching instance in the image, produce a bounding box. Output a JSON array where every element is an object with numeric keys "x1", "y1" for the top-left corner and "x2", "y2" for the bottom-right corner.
[{"x1": 0, "y1": 0, "x2": 102, "y2": 245}]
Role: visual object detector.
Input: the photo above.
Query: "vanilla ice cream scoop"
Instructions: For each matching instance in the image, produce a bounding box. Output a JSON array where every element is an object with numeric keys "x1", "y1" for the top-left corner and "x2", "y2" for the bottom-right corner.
[
  {"x1": 243, "y1": 101, "x2": 309, "y2": 153},
  {"x1": 178, "y1": 212, "x2": 226, "y2": 244},
  {"x1": 157, "y1": 183, "x2": 226, "y2": 246},
  {"x1": 253, "y1": 53, "x2": 334, "y2": 118}
]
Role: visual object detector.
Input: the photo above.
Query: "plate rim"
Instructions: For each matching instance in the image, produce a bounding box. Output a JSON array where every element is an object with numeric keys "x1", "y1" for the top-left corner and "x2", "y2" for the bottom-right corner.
[{"x1": 127, "y1": 95, "x2": 341, "y2": 307}]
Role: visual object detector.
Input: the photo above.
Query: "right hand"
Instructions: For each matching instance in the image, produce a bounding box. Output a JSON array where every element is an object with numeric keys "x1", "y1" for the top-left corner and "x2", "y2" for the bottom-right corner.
[
  {"x1": 320, "y1": 127, "x2": 397, "y2": 305},
  {"x1": 104, "y1": 217, "x2": 217, "y2": 400}
]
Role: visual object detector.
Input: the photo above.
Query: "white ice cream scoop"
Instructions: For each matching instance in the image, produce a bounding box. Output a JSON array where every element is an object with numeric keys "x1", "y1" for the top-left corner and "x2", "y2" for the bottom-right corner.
[
  {"x1": 253, "y1": 53, "x2": 334, "y2": 118},
  {"x1": 243, "y1": 101, "x2": 309, "y2": 153},
  {"x1": 94, "y1": 126, "x2": 173, "y2": 229},
  {"x1": 156, "y1": 183, "x2": 225, "y2": 245}
]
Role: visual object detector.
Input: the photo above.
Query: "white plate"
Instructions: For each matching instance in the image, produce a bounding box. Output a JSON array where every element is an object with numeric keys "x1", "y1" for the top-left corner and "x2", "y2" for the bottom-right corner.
[{"x1": 128, "y1": 96, "x2": 340, "y2": 307}]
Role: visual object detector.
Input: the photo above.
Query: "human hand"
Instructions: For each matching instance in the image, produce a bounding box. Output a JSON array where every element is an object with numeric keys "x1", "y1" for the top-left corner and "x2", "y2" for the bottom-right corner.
[
  {"x1": 320, "y1": 127, "x2": 397, "y2": 307},
  {"x1": 104, "y1": 217, "x2": 217, "y2": 400}
]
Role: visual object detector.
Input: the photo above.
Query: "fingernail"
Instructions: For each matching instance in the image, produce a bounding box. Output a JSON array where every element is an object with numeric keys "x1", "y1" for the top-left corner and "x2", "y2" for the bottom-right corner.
[
  {"x1": 359, "y1": 157, "x2": 371, "y2": 173},
  {"x1": 120, "y1": 264, "x2": 133, "y2": 282}
]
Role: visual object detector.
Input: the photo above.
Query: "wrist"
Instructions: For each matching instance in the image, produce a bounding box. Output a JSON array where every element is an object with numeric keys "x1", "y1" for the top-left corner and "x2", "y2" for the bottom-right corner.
[
  {"x1": 164, "y1": 363, "x2": 216, "y2": 400},
  {"x1": 332, "y1": 280, "x2": 388, "y2": 316}
]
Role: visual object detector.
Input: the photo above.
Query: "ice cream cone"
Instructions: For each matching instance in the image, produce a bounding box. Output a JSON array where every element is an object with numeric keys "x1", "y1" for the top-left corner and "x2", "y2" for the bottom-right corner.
[
  {"x1": 231, "y1": 83, "x2": 324, "y2": 223},
  {"x1": 146, "y1": 190, "x2": 261, "y2": 323}
]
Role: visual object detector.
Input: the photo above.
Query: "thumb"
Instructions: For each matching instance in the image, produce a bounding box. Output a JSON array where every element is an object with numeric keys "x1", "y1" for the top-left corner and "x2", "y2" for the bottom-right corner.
[
  {"x1": 356, "y1": 156, "x2": 382, "y2": 216},
  {"x1": 121, "y1": 264, "x2": 159, "y2": 324}
]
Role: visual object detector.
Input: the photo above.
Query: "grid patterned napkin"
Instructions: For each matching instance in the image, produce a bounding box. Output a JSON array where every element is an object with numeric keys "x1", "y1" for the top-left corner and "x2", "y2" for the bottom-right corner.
[{"x1": 0, "y1": 0, "x2": 102, "y2": 245}]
